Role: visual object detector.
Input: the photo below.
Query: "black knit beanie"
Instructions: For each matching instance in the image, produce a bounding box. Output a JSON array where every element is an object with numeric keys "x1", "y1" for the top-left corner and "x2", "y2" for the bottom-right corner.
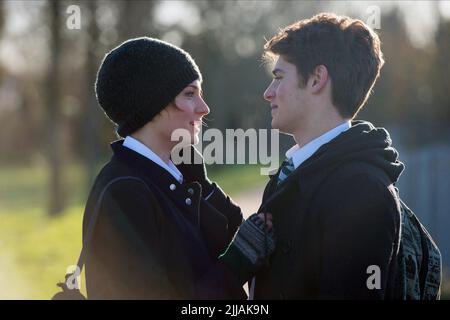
[{"x1": 95, "y1": 37, "x2": 202, "y2": 137}]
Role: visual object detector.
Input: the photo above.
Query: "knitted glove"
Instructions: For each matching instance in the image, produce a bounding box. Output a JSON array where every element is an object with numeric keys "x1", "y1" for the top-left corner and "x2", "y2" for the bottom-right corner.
[{"x1": 219, "y1": 213, "x2": 276, "y2": 285}]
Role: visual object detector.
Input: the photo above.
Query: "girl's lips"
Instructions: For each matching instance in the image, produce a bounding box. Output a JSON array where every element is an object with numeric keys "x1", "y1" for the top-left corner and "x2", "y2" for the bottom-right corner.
[{"x1": 190, "y1": 121, "x2": 202, "y2": 128}]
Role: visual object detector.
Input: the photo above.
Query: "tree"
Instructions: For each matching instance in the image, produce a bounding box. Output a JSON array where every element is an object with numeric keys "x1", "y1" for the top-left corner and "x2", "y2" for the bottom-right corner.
[
  {"x1": 81, "y1": 0, "x2": 101, "y2": 187},
  {"x1": 46, "y1": 0, "x2": 64, "y2": 216},
  {"x1": 0, "y1": 1, "x2": 3, "y2": 36},
  {"x1": 430, "y1": 18, "x2": 450, "y2": 123},
  {"x1": 117, "y1": 0, "x2": 157, "y2": 41}
]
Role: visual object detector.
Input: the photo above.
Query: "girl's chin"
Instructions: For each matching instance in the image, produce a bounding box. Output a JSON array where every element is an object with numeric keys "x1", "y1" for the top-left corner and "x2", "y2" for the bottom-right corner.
[
  {"x1": 192, "y1": 134, "x2": 200, "y2": 145},
  {"x1": 191, "y1": 127, "x2": 201, "y2": 142}
]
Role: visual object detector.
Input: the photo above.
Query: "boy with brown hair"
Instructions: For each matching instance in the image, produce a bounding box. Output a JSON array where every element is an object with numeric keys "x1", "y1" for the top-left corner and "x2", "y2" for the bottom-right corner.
[{"x1": 253, "y1": 13, "x2": 404, "y2": 299}]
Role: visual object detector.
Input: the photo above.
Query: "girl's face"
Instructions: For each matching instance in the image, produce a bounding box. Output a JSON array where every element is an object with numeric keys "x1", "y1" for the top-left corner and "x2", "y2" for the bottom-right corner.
[{"x1": 164, "y1": 80, "x2": 210, "y2": 145}]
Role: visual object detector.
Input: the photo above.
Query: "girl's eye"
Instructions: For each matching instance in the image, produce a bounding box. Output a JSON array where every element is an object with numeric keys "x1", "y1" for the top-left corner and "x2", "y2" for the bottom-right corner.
[
  {"x1": 274, "y1": 76, "x2": 282, "y2": 80},
  {"x1": 185, "y1": 91, "x2": 195, "y2": 97}
]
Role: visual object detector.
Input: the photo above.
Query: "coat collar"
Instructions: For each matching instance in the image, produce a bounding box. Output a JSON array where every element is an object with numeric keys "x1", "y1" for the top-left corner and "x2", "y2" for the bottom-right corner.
[
  {"x1": 259, "y1": 120, "x2": 394, "y2": 212},
  {"x1": 122, "y1": 136, "x2": 183, "y2": 183},
  {"x1": 258, "y1": 165, "x2": 300, "y2": 213},
  {"x1": 111, "y1": 140, "x2": 202, "y2": 225}
]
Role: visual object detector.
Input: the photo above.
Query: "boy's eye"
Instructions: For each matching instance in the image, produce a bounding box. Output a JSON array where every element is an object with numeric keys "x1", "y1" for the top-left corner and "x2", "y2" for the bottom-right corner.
[
  {"x1": 185, "y1": 91, "x2": 195, "y2": 97},
  {"x1": 274, "y1": 76, "x2": 282, "y2": 80}
]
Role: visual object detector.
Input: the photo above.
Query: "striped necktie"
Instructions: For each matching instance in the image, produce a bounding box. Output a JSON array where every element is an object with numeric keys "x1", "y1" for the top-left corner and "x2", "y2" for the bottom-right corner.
[{"x1": 277, "y1": 157, "x2": 295, "y2": 186}]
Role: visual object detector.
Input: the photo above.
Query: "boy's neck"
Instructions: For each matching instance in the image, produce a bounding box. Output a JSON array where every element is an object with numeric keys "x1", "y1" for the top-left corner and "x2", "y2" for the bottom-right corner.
[{"x1": 293, "y1": 112, "x2": 349, "y2": 147}]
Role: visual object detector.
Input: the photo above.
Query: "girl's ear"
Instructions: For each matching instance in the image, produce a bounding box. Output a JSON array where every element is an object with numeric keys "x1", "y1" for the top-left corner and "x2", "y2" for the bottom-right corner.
[{"x1": 166, "y1": 100, "x2": 181, "y2": 112}]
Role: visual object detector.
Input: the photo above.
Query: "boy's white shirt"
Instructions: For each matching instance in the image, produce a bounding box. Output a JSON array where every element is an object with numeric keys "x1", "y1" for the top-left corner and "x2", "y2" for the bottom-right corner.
[{"x1": 286, "y1": 121, "x2": 351, "y2": 169}]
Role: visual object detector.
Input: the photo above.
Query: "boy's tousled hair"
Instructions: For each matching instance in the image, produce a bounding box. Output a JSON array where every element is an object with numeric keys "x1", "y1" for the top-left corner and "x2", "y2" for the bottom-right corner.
[{"x1": 264, "y1": 13, "x2": 384, "y2": 119}]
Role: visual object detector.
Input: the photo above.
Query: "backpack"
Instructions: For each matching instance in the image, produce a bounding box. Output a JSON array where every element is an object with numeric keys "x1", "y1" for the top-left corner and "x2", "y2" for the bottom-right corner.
[
  {"x1": 394, "y1": 194, "x2": 442, "y2": 300},
  {"x1": 320, "y1": 162, "x2": 442, "y2": 300}
]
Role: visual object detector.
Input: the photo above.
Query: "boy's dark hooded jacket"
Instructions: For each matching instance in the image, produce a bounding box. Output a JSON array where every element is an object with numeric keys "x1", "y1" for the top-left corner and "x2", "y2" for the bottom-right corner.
[{"x1": 253, "y1": 120, "x2": 405, "y2": 299}]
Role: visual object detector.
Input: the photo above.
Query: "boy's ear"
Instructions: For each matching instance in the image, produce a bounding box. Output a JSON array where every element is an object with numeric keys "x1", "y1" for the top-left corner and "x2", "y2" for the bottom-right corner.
[{"x1": 310, "y1": 65, "x2": 328, "y2": 94}]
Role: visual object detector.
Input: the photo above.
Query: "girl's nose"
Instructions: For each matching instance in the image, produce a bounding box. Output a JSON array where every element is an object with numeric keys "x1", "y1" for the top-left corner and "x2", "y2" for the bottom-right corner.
[{"x1": 197, "y1": 97, "x2": 210, "y2": 115}]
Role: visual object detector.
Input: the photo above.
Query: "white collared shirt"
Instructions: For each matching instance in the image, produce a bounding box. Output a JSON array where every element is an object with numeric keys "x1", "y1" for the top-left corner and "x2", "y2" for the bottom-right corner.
[
  {"x1": 123, "y1": 136, "x2": 184, "y2": 183},
  {"x1": 286, "y1": 121, "x2": 351, "y2": 169}
]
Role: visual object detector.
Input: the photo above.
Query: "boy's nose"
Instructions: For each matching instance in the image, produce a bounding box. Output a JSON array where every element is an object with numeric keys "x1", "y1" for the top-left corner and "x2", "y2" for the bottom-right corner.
[{"x1": 263, "y1": 85, "x2": 275, "y2": 101}]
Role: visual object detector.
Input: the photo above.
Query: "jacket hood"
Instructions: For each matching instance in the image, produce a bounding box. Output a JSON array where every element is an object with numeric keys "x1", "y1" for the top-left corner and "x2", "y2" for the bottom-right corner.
[{"x1": 289, "y1": 120, "x2": 405, "y2": 199}]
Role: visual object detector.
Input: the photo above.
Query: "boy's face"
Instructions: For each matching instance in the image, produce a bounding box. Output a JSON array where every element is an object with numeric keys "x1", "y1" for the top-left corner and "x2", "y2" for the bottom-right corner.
[{"x1": 263, "y1": 56, "x2": 311, "y2": 135}]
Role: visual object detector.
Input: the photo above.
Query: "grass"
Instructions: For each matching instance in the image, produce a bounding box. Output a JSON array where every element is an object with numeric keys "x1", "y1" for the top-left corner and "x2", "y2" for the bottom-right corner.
[
  {"x1": 0, "y1": 205, "x2": 84, "y2": 299},
  {"x1": 1, "y1": 161, "x2": 449, "y2": 300},
  {"x1": 0, "y1": 161, "x2": 267, "y2": 299}
]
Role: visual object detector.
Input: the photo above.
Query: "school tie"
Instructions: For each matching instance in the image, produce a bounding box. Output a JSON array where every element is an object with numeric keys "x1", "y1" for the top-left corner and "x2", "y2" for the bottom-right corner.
[{"x1": 277, "y1": 157, "x2": 295, "y2": 186}]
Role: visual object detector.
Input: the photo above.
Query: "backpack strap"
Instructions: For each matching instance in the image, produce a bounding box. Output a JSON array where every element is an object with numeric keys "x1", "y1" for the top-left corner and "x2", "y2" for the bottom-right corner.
[
  {"x1": 77, "y1": 176, "x2": 153, "y2": 273},
  {"x1": 54, "y1": 176, "x2": 155, "y2": 297}
]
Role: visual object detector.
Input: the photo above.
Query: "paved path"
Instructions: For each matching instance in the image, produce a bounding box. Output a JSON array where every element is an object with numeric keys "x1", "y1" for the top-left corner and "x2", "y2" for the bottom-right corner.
[{"x1": 230, "y1": 185, "x2": 266, "y2": 219}]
